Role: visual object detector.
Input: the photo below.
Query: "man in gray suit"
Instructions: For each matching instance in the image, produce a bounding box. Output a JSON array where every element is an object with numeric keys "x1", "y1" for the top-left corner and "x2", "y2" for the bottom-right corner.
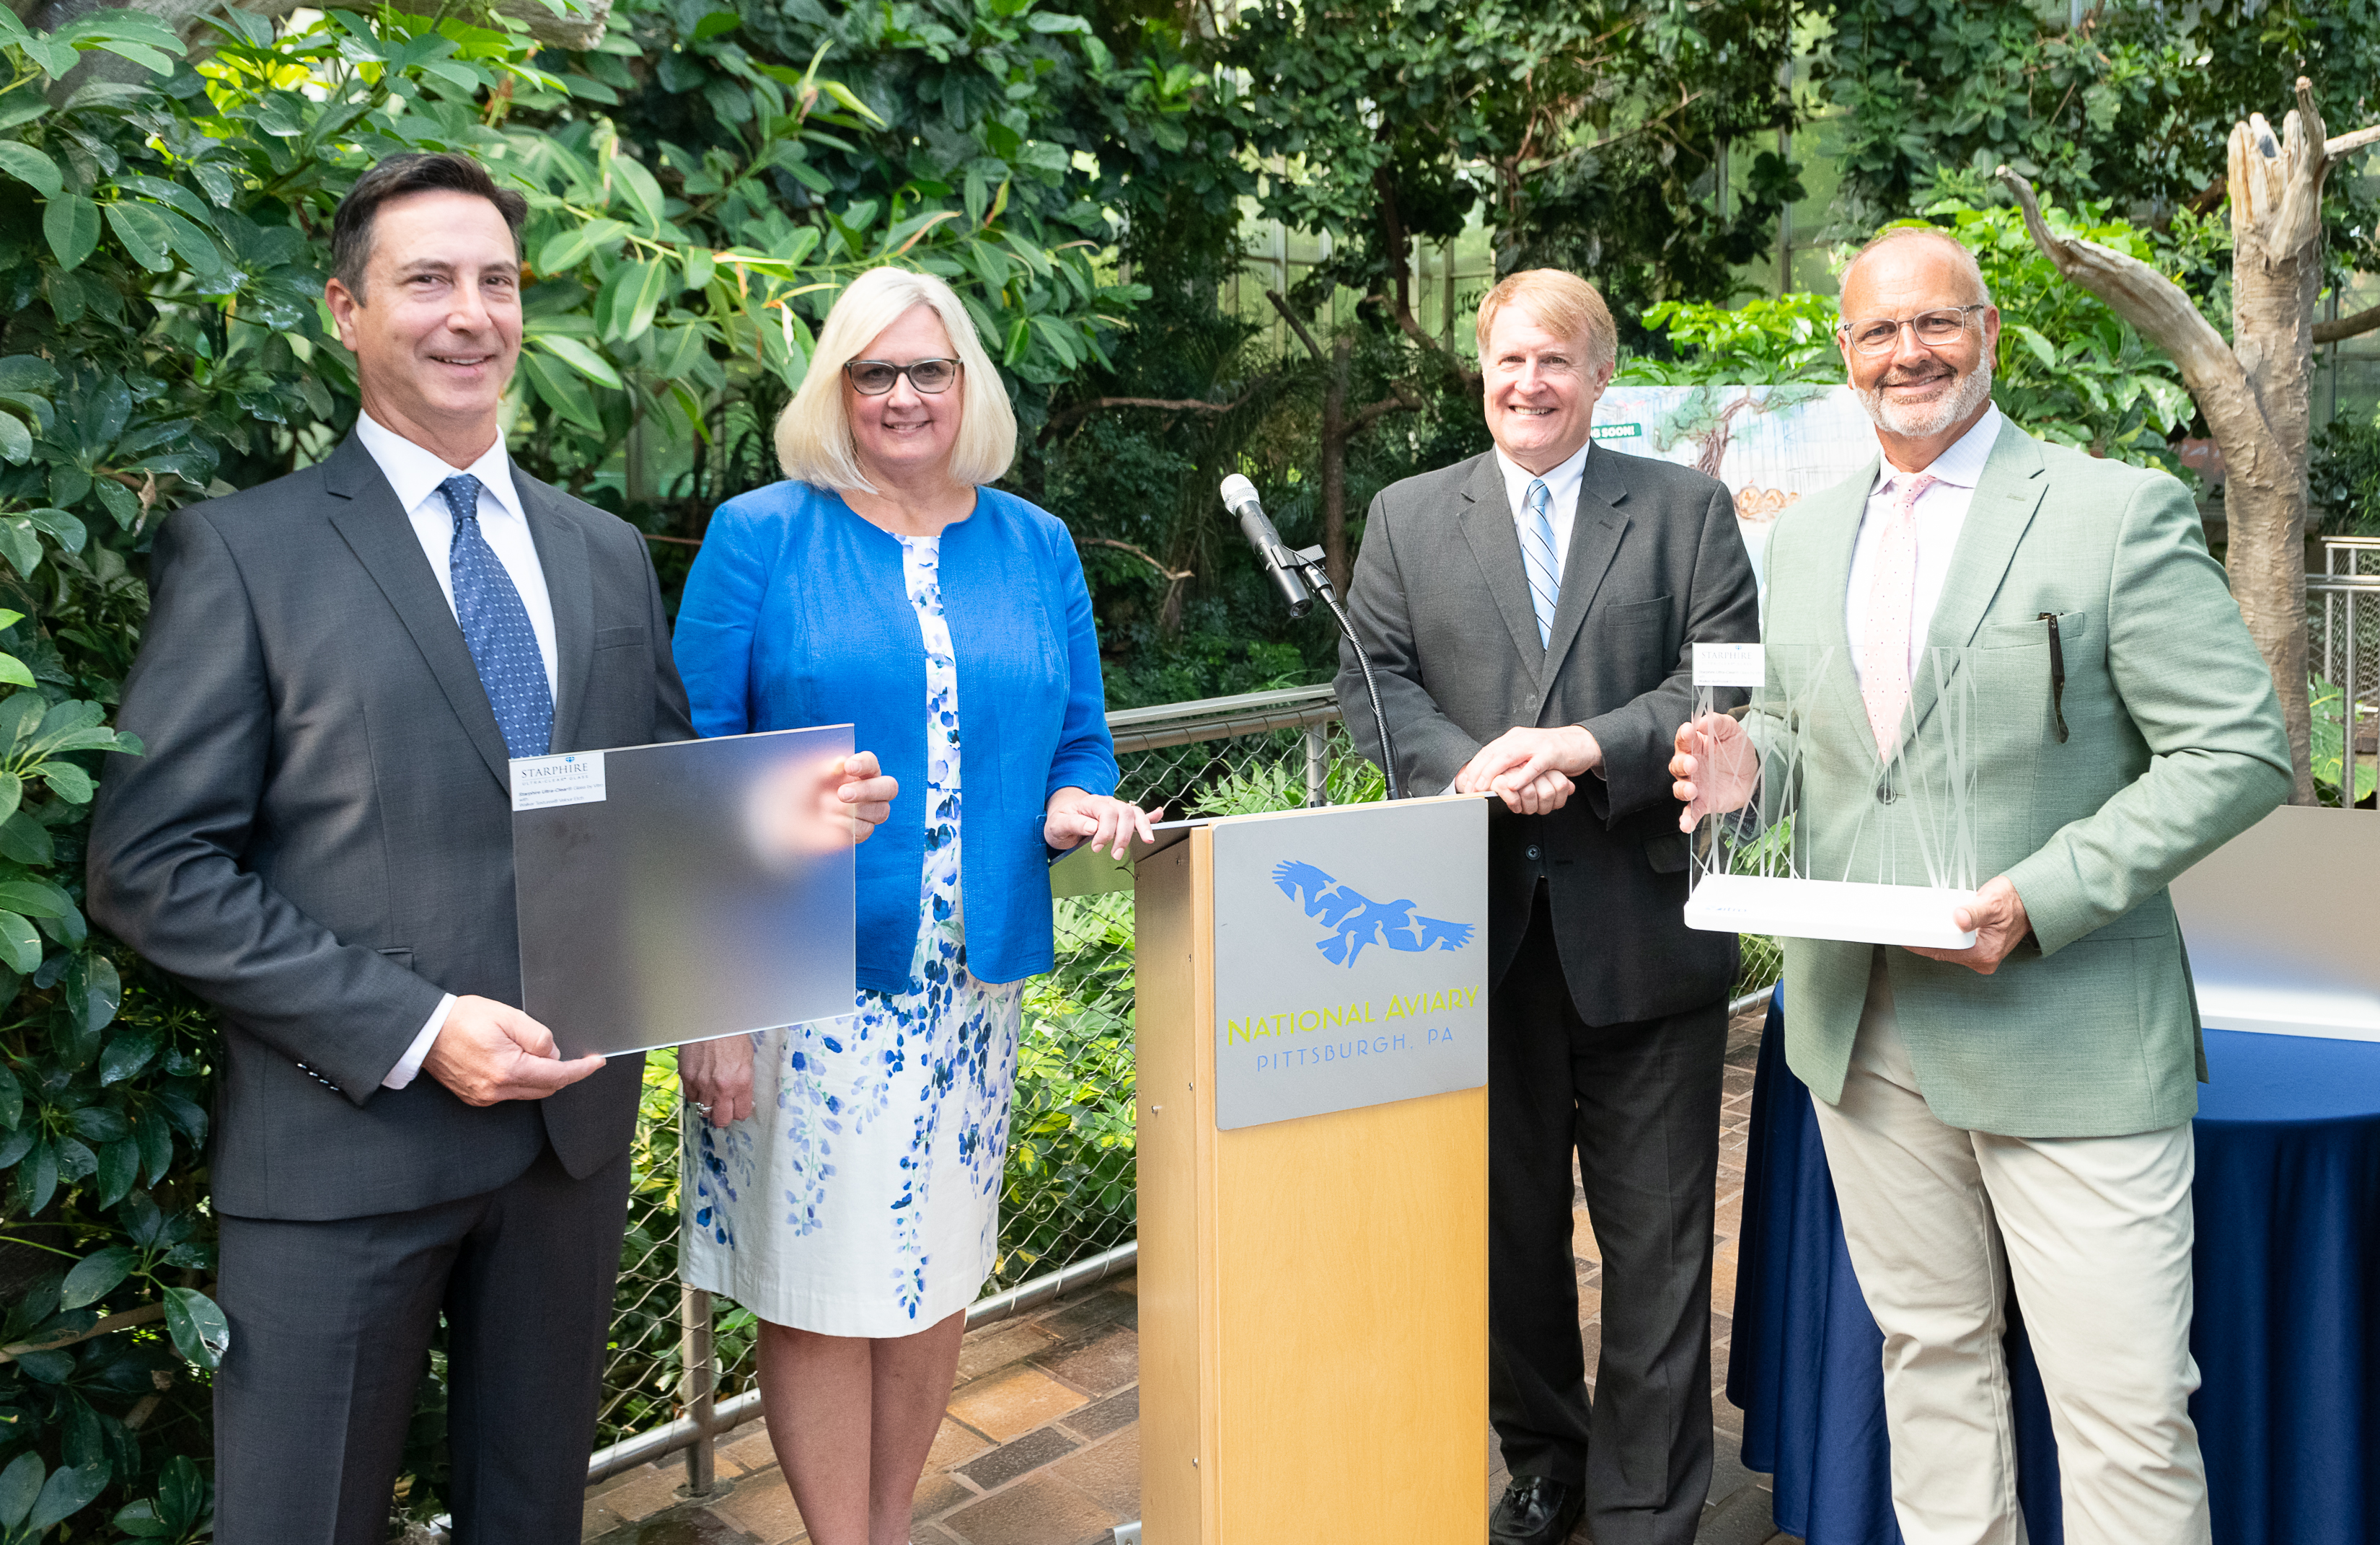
[
  {"x1": 1336, "y1": 269, "x2": 1759, "y2": 1545},
  {"x1": 87, "y1": 153, "x2": 894, "y2": 1544}
]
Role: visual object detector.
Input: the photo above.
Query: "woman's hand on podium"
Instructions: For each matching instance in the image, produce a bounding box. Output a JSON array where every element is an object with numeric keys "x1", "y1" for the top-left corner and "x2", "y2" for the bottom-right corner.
[
  {"x1": 1045, "y1": 787, "x2": 1163, "y2": 858},
  {"x1": 1670, "y1": 713, "x2": 1758, "y2": 831}
]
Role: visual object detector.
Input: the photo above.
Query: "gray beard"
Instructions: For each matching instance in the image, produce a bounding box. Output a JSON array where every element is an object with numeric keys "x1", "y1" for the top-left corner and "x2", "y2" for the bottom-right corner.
[{"x1": 1856, "y1": 357, "x2": 1994, "y2": 438}]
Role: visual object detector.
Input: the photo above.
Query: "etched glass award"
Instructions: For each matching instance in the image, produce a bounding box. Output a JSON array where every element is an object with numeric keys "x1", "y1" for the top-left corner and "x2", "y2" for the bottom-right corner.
[{"x1": 1681, "y1": 641, "x2": 1978, "y2": 948}]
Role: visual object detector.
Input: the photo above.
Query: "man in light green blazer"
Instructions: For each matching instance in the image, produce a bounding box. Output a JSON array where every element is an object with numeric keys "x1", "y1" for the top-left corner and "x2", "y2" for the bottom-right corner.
[{"x1": 1671, "y1": 227, "x2": 2288, "y2": 1545}]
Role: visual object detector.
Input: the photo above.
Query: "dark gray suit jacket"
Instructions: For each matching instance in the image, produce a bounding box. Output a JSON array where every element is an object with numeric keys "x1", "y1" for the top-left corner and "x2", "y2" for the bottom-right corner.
[
  {"x1": 88, "y1": 435, "x2": 692, "y2": 1221},
  {"x1": 1335, "y1": 446, "x2": 1758, "y2": 1024}
]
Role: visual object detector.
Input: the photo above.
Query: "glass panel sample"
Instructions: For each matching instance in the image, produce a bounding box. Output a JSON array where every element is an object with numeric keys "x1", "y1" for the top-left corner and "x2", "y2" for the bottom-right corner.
[
  {"x1": 1684, "y1": 643, "x2": 1979, "y2": 947},
  {"x1": 514, "y1": 725, "x2": 857, "y2": 1058}
]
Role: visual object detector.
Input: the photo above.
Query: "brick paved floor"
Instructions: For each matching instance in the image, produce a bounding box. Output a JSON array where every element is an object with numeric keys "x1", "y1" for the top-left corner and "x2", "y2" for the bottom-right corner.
[{"x1": 586, "y1": 1002, "x2": 1801, "y2": 1545}]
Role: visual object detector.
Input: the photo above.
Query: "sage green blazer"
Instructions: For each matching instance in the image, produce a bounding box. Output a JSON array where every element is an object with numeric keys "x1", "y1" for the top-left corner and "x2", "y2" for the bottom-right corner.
[{"x1": 1762, "y1": 419, "x2": 2290, "y2": 1137}]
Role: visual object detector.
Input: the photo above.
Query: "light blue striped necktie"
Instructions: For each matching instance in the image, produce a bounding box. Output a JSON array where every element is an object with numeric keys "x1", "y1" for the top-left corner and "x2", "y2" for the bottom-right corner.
[
  {"x1": 439, "y1": 473, "x2": 554, "y2": 760},
  {"x1": 1520, "y1": 476, "x2": 1561, "y2": 648}
]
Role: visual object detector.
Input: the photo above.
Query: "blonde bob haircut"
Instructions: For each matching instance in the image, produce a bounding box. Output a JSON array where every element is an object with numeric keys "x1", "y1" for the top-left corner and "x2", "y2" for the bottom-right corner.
[
  {"x1": 775, "y1": 265, "x2": 1018, "y2": 493},
  {"x1": 1474, "y1": 268, "x2": 1618, "y2": 374}
]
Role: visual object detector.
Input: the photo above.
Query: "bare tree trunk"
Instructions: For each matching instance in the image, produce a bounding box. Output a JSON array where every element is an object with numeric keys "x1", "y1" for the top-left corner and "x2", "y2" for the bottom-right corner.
[
  {"x1": 2222, "y1": 93, "x2": 2326, "y2": 804},
  {"x1": 1995, "y1": 78, "x2": 2380, "y2": 806}
]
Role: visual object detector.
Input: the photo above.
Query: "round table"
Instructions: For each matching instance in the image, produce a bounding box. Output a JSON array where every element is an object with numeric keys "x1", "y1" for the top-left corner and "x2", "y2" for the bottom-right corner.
[{"x1": 1726, "y1": 990, "x2": 2380, "y2": 1545}]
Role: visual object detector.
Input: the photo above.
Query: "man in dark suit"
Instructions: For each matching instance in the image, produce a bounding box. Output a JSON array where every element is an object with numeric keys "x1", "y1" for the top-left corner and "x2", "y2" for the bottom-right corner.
[
  {"x1": 1336, "y1": 269, "x2": 1758, "y2": 1545},
  {"x1": 86, "y1": 152, "x2": 894, "y2": 1544}
]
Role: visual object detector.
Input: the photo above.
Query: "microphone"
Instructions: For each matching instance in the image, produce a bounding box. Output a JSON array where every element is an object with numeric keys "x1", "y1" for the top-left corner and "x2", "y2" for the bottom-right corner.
[
  {"x1": 1220, "y1": 474, "x2": 1313, "y2": 619},
  {"x1": 1217, "y1": 475, "x2": 1404, "y2": 800}
]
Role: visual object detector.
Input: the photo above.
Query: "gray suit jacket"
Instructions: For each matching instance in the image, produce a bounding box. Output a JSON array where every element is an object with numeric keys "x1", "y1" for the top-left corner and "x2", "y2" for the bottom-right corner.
[
  {"x1": 87, "y1": 435, "x2": 693, "y2": 1220},
  {"x1": 1335, "y1": 446, "x2": 1760, "y2": 1023}
]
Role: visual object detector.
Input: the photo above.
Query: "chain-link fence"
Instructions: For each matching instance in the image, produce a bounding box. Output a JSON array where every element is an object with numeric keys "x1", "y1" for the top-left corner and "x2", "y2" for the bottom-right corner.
[
  {"x1": 584, "y1": 684, "x2": 1786, "y2": 1488},
  {"x1": 2311, "y1": 537, "x2": 2380, "y2": 806}
]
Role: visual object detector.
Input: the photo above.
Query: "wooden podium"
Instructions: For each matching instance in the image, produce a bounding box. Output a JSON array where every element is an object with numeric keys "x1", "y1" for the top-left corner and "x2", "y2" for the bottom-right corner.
[{"x1": 1130, "y1": 798, "x2": 1488, "y2": 1543}]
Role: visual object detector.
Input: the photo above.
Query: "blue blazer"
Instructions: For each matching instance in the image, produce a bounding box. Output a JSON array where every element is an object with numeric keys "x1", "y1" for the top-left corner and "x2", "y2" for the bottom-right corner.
[{"x1": 672, "y1": 481, "x2": 1119, "y2": 990}]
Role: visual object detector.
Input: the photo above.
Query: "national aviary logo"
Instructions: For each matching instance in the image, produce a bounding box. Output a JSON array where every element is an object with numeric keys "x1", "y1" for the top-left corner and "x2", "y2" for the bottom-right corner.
[{"x1": 1271, "y1": 859, "x2": 1477, "y2": 967}]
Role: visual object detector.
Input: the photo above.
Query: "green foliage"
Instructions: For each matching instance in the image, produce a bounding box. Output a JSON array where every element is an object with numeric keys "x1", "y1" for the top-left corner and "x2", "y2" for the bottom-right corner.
[
  {"x1": 1006, "y1": 891, "x2": 1135, "y2": 1286},
  {"x1": 2311, "y1": 674, "x2": 2378, "y2": 804},
  {"x1": 1812, "y1": 0, "x2": 2380, "y2": 283},
  {"x1": 0, "y1": 0, "x2": 1167, "y2": 1532},
  {"x1": 1919, "y1": 196, "x2": 2211, "y2": 467},
  {"x1": 1618, "y1": 294, "x2": 1848, "y2": 384},
  {"x1": 1228, "y1": 0, "x2": 1802, "y2": 323},
  {"x1": 2311, "y1": 410, "x2": 2380, "y2": 536}
]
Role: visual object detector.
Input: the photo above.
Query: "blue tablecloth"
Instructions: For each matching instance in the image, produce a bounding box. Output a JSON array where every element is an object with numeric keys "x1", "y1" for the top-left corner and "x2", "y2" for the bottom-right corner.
[{"x1": 1727, "y1": 990, "x2": 2380, "y2": 1545}]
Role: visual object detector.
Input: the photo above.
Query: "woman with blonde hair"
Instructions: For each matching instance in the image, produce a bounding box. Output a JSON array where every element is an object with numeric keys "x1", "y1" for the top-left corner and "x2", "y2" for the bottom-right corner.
[{"x1": 672, "y1": 265, "x2": 1155, "y2": 1544}]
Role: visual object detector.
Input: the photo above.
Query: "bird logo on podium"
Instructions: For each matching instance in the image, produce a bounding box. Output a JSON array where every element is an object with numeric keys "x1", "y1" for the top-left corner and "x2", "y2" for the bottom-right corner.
[{"x1": 1271, "y1": 859, "x2": 1476, "y2": 967}]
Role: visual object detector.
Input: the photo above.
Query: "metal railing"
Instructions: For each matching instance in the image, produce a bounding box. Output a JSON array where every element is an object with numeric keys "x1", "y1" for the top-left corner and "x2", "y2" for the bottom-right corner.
[
  {"x1": 2312, "y1": 537, "x2": 2380, "y2": 806},
  {"x1": 577, "y1": 681, "x2": 1791, "y2": 1502},
  {"x1": 586, "y1": 685, "x2": 1373, "y2": 1496}
]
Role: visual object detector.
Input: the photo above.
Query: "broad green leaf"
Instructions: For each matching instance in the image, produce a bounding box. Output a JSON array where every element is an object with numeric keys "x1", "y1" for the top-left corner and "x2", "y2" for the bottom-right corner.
[
  {"x1": 0, "y1": 1451, "x2": 43, "y2": 1531},
  {"x1": 0, "y1": 408, "x2": 28, "y2": 464},
  {"x1": 60, "y1": 1244, "x2": 135, "y2": 1309},
  {"x1": 27, "y1": 1461, "x2": 106, "y2": 1532},
  {"x1": 535, "y1": 217, "x2": 626, "y2": 273},
  {"x1": 682, "y1": 247, "x2": 715, "y2": 289},
  {"x1": 163, "y1": 1285, "x2": 230, "y2": 1368},
  {"x1": 29, "y1": 501, "x2": 90, "y2": 551},
  {"x1": 0, "y1": 809, "x2": 48, "y2": 864},
  {"x1": 618, "y1": 259, "x2": 671, "y2": 343},
  {"x1": 94, "y1": 1135, "x2": 136, "y2": 1207},
  {"x1": 105, "y1": 202, "x2": 175, "y2": 273},
  {"x1": 0, "y1": 910, "x2": 37, "y2": 972},
  {"x1": 0, "y1": 770, "x2": 23, "y2": 827},
  {"x1": 43, "y1": 195, "x2": 100, "y2": 271},
  {"x1": 133, "y1": 1109, "x2": 172, "y2": 1185},
  {"x1": 100, "y1": 1025, "x2": 159, "y2": 1086},
  {"x1": 40, "y1": 760, "x2": 93, "y2": 802},
  {"x1": 0, "y1": 356, "x2": 55, "y2": 395},
  {"x1": 0, "y1": 141, "x2": 61, "y2": 198},
  {"x1": 19, "y1": 1132, "x2": 56, "y2": 1213},
  {"x1": 516, "y1": 350, "x2": 604, "y2": 433},
  {"x1": 80, "y1": 951, "x2": 118, "y2": 1034},
  {"x1": 691, "y1": 9, "x2": 740, "y2": 40},
  {"x1": 114, "y1": 1499, "x2": 169, "y2": 1538},
  {"x1": 1002, "y1": 315, "x2": 1029, "y2": 366},
  {"x1": 655, "y1": 323, "x2": 708, "y2": 381},
  {"x1": 532, "y1": 334, "x2": 622, "y2": 389},
  {"x1": 610, "y1": 153, "x2": 668, "y2": 232},
  {"x1": 0, "y1": 655, "x2": 31, "y2": 690},
  {"x1": 0, "y1": 879, "x2": 72, "y2": 918},
  {"x1": 0, "y1": 516, "x2": 45, "y2": 576}
]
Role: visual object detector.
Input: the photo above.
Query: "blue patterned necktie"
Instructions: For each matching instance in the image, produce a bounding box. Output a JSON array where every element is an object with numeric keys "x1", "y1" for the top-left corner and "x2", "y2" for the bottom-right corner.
[
  {"x1": 1520, "y1": 476, "x2": 1561, "y2": 648},
  {"x1": 438, "y1": 473, "x2": 553, "y2": 760}
]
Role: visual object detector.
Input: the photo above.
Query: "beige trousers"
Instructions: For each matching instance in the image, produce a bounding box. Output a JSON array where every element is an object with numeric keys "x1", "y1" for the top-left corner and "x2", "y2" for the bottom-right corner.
[{"x1": 1806, "y1": 953, "x2": 2212, "y2": 1545}]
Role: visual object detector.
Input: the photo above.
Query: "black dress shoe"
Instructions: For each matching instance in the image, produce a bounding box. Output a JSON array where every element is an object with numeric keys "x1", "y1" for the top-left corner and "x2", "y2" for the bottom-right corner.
[{"x1": 1489, "y1": 1475, "x2": 1584, "y2": 1545}]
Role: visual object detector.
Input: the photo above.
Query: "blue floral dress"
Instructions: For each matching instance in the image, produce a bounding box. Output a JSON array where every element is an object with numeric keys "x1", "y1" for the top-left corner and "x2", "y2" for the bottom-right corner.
[{"x1": 681, "y1": 533, "x2": 1026, "y2": 1335}]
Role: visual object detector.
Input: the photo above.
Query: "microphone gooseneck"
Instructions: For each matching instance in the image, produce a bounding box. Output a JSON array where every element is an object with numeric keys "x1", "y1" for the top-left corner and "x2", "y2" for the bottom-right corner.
[{"x1": 1215, "y1": 477, "x2": 1403, "y2": 801}]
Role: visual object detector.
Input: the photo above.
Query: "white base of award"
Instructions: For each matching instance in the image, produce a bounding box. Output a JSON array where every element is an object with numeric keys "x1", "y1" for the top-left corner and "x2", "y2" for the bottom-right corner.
[{"x1": 1684, "y1": 873, "x2": 1979, "y2": 949}]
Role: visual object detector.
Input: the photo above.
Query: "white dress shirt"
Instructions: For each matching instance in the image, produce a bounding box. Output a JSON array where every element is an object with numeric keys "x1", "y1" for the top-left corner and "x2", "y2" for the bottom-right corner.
[
  {"x1": 1494, "y1": 439, "x2": 1591, "y2": 579},
  {"x1": 1843, "y1": 405, "x2": 2003, "y2": 691},
  {"x1": 353, "y1": 413, "x2": 558, "y2": 1091}
]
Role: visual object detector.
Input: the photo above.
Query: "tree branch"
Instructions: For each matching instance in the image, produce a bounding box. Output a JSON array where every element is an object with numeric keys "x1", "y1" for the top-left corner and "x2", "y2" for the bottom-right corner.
[
  {"x1": 0, "y1": 1301, "x2": 164, "y2": 1365},
  {"x1": 1077, "y1": 536, "x2": 1193, "y2": 582},
  {"x1": 1044, "y1": 394, "x2": 1253, "y2": 433},
  {"x1": 1349, "y1": 382, "x2": 1424, "y2": 434},
  {"x1": 1265, "y1": 289, "x2": 1326, "y2": 363},
  {"x1": 1993, "y1": 165, "x2": 2245, "y2": 400},
  {"x1": 2314, "y1": 302, "x2": 2380, "y2": 343},
  {"x1": 2326, "y1": 123, "x2": 2380, "y2": 161}
]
